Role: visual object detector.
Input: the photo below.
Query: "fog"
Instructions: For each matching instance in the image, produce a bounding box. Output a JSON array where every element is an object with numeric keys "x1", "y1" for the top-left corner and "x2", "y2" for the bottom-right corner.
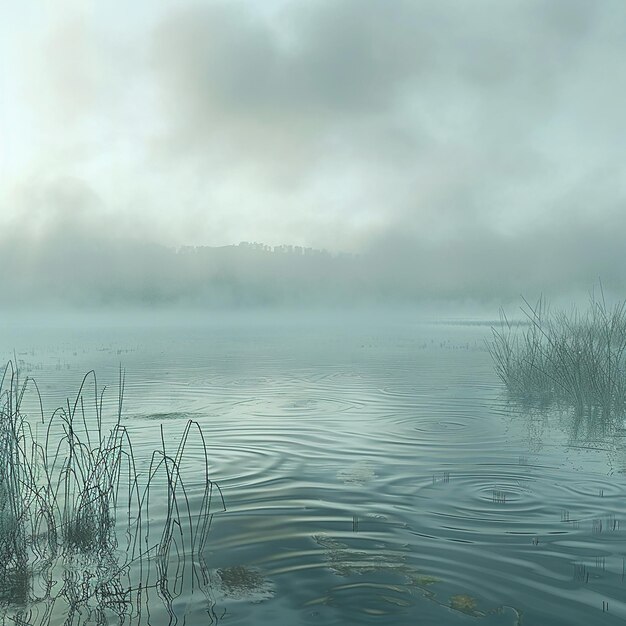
[
  {"x1": 2, "y1": 1, "x2": 625, "y2": 311},
  {"x1": 2, "y1": 219, "x2": 622, "y2": 314}
]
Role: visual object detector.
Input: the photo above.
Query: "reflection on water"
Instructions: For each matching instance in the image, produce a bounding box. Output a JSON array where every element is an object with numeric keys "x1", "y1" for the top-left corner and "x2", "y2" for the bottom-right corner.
[
  {"x1": 2, "y1": 551, "x2": 213, "y2": 626},
  {"x1": 1, "y1": 314, "x2": 626, "y2": 624}
]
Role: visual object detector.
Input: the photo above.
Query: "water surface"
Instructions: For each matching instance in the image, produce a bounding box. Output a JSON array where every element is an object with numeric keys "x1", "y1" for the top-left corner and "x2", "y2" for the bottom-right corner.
[{"x1": 2, "y1": 311, "x2": 625, "y2": 625}]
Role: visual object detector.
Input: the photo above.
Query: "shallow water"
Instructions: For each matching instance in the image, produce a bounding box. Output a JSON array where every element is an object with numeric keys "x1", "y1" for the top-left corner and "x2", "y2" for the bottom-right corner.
[{"x1": 2, "y1": 312, "x2": 626, "y2": 625}]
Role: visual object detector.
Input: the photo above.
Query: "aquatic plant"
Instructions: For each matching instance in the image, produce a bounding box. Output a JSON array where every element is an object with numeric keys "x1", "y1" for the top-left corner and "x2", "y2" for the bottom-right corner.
[
  {"x1": 0, "y1": 361, "x2": 224, "y2": 621},
  {"x1": 450, "y1": 594, "x2": 481, "y2": 616},
  {"x1": 0, "y1": 361, "x2": 47, "y2": 590},
  {"x1": 489, "y1": 289, "x2": 626, "y2": 426}
]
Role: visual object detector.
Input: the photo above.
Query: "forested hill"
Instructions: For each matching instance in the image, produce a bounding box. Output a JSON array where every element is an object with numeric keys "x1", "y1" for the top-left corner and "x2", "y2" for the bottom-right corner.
[
  {"x1": 0, "y1": 239, "x2": 366, "y2": 307},
  {"x1": 0, "y1": 234, "x2": 619, "y2": 310}
]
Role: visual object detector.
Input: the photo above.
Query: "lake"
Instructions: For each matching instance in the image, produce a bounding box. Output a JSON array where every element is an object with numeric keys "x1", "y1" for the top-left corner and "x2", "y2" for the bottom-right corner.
[{"x1": 2, "y1": 311, "x2": 625, "y2": 625}]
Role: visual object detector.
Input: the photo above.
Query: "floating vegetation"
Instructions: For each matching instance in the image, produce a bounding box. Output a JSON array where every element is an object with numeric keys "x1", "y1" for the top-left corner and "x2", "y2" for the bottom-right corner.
[
  {"x1": 217, "y1": 565, "x2": 264, "y2": 593},
  {"x1": 215, "y1": 565, "x2": 274, "y2": 602},
  {"x1": 314, "y1": 535, "x2": 378, "y2": 578},
  {"x1": 489, "y1": 289, "x2": 626, "y2": 431},
  {"x1": 141, "y1": 411, "x2": 199, "y2": 421},
  {"x1": 449, "y1": 594, "x2": 481, "y2": 616},
  {"x1": 313, "y1": 535, "x2": 516, "y2": 621},
  {"x1": 406, "y1": 574, "x2": 440, "y2": 586},
  {"x1": 0, "y1": 361, "x2": 225, "y2": 624}
]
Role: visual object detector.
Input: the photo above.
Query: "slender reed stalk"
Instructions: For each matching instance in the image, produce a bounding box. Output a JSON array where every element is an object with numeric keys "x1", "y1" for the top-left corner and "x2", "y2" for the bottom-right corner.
[
  {"x1": 489, "y1": 289, "x2": 626, "y2": 428},
  {"x1": 0, "y1": 362, "x2": 224, "y2": 619}
]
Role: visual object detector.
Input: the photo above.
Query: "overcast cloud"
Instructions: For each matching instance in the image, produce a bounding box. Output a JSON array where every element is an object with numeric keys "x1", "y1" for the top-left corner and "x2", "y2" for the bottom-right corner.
[{"x1": 2, "y1": 0, "x2": 626, "y2": 303}]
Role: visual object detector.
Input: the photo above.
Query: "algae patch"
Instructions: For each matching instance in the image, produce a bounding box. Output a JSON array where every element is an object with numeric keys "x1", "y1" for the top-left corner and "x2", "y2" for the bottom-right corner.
[
  {"x1": 450, "y1": 594, "x2": 482, "y2": 616},
  {"x1": 215, "y1": 565, "x2": 274, "y2": 602}
]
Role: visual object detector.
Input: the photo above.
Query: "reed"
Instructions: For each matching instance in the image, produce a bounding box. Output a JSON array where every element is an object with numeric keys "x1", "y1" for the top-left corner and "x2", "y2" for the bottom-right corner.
[
  {"x1": 0, "y1": 362, "x2": 224, "y2": 618},
  {"x1": 0, "y1": 361, "x2": 46, "y2": 588},
  {"x1": 489, "y1": 289, "x2": 626, "y2": 426}
]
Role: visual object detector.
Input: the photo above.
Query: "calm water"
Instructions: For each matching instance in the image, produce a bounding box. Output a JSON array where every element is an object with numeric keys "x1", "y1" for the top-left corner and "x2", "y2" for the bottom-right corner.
[{"x1": 2, "y1": 312, "x2": 626, "y2": 625}]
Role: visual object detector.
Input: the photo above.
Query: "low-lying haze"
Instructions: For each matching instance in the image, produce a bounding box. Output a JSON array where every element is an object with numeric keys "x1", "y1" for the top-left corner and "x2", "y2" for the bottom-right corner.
[{"x1": 2, "y1": 1, "x2": 625, "y2": 306}]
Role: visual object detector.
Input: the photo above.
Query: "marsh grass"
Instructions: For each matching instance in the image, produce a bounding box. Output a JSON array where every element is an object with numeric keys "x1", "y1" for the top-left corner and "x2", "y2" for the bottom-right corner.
[
  {"x1": 0, "y1": 361, "x2": 224, "y2": 621},
  {"x1": 489, "y1": 289, "x2": 626, "y2": 429}
]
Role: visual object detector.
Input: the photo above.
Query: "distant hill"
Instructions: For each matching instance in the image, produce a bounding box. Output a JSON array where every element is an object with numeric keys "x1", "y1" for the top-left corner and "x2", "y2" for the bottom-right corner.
[
  {"x1": 0, "y1": 238, "x2": 366, "y2": 308},
  {"x1": 0, "y1": 234, "x2": 619, "y2": 311}
]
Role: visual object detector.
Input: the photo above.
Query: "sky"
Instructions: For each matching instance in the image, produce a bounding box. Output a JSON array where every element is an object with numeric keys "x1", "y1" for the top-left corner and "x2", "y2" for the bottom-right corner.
[{"x1": 2, "y1": 0, "x2": 626, "y2": 303}]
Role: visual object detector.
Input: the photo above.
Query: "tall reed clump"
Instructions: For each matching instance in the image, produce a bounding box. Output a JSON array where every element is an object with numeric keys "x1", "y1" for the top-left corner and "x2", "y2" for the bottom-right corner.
[
  {"x1": 42, "y1": 369, "x2": 139, "y2": 556},
  {"x1": 0, "y1": 362, "x2": 224, "y2": 615},
  {"x1": 0, "y1": 365, "x2": 29, "y2": 590},
  {"x1": 489, "y1": 291, "x2": 626, "y2": 427},
  {"x1": 0, "y1": 362, "x2": 52, "y2": 600}
]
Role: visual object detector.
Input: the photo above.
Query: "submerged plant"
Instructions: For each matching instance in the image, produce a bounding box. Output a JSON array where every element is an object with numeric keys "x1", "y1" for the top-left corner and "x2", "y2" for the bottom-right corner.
[{"x1": 489, "y1": 288, "x2": 626, "y2": 429}]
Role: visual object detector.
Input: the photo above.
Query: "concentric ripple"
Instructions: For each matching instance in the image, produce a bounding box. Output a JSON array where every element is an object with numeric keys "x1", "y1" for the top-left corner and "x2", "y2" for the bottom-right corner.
[{"x1": 2, "y1": 316, "x2": 626, "y2": 625}]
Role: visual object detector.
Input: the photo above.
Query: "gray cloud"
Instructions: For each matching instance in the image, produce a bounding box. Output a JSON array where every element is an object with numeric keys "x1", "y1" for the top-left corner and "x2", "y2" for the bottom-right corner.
[
  {"x1": 149, "y1": 1, "x2": 626, "y2": 232},
  {"x1": 2, "y1": 0, "x2": 626, "y2": 305}
]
